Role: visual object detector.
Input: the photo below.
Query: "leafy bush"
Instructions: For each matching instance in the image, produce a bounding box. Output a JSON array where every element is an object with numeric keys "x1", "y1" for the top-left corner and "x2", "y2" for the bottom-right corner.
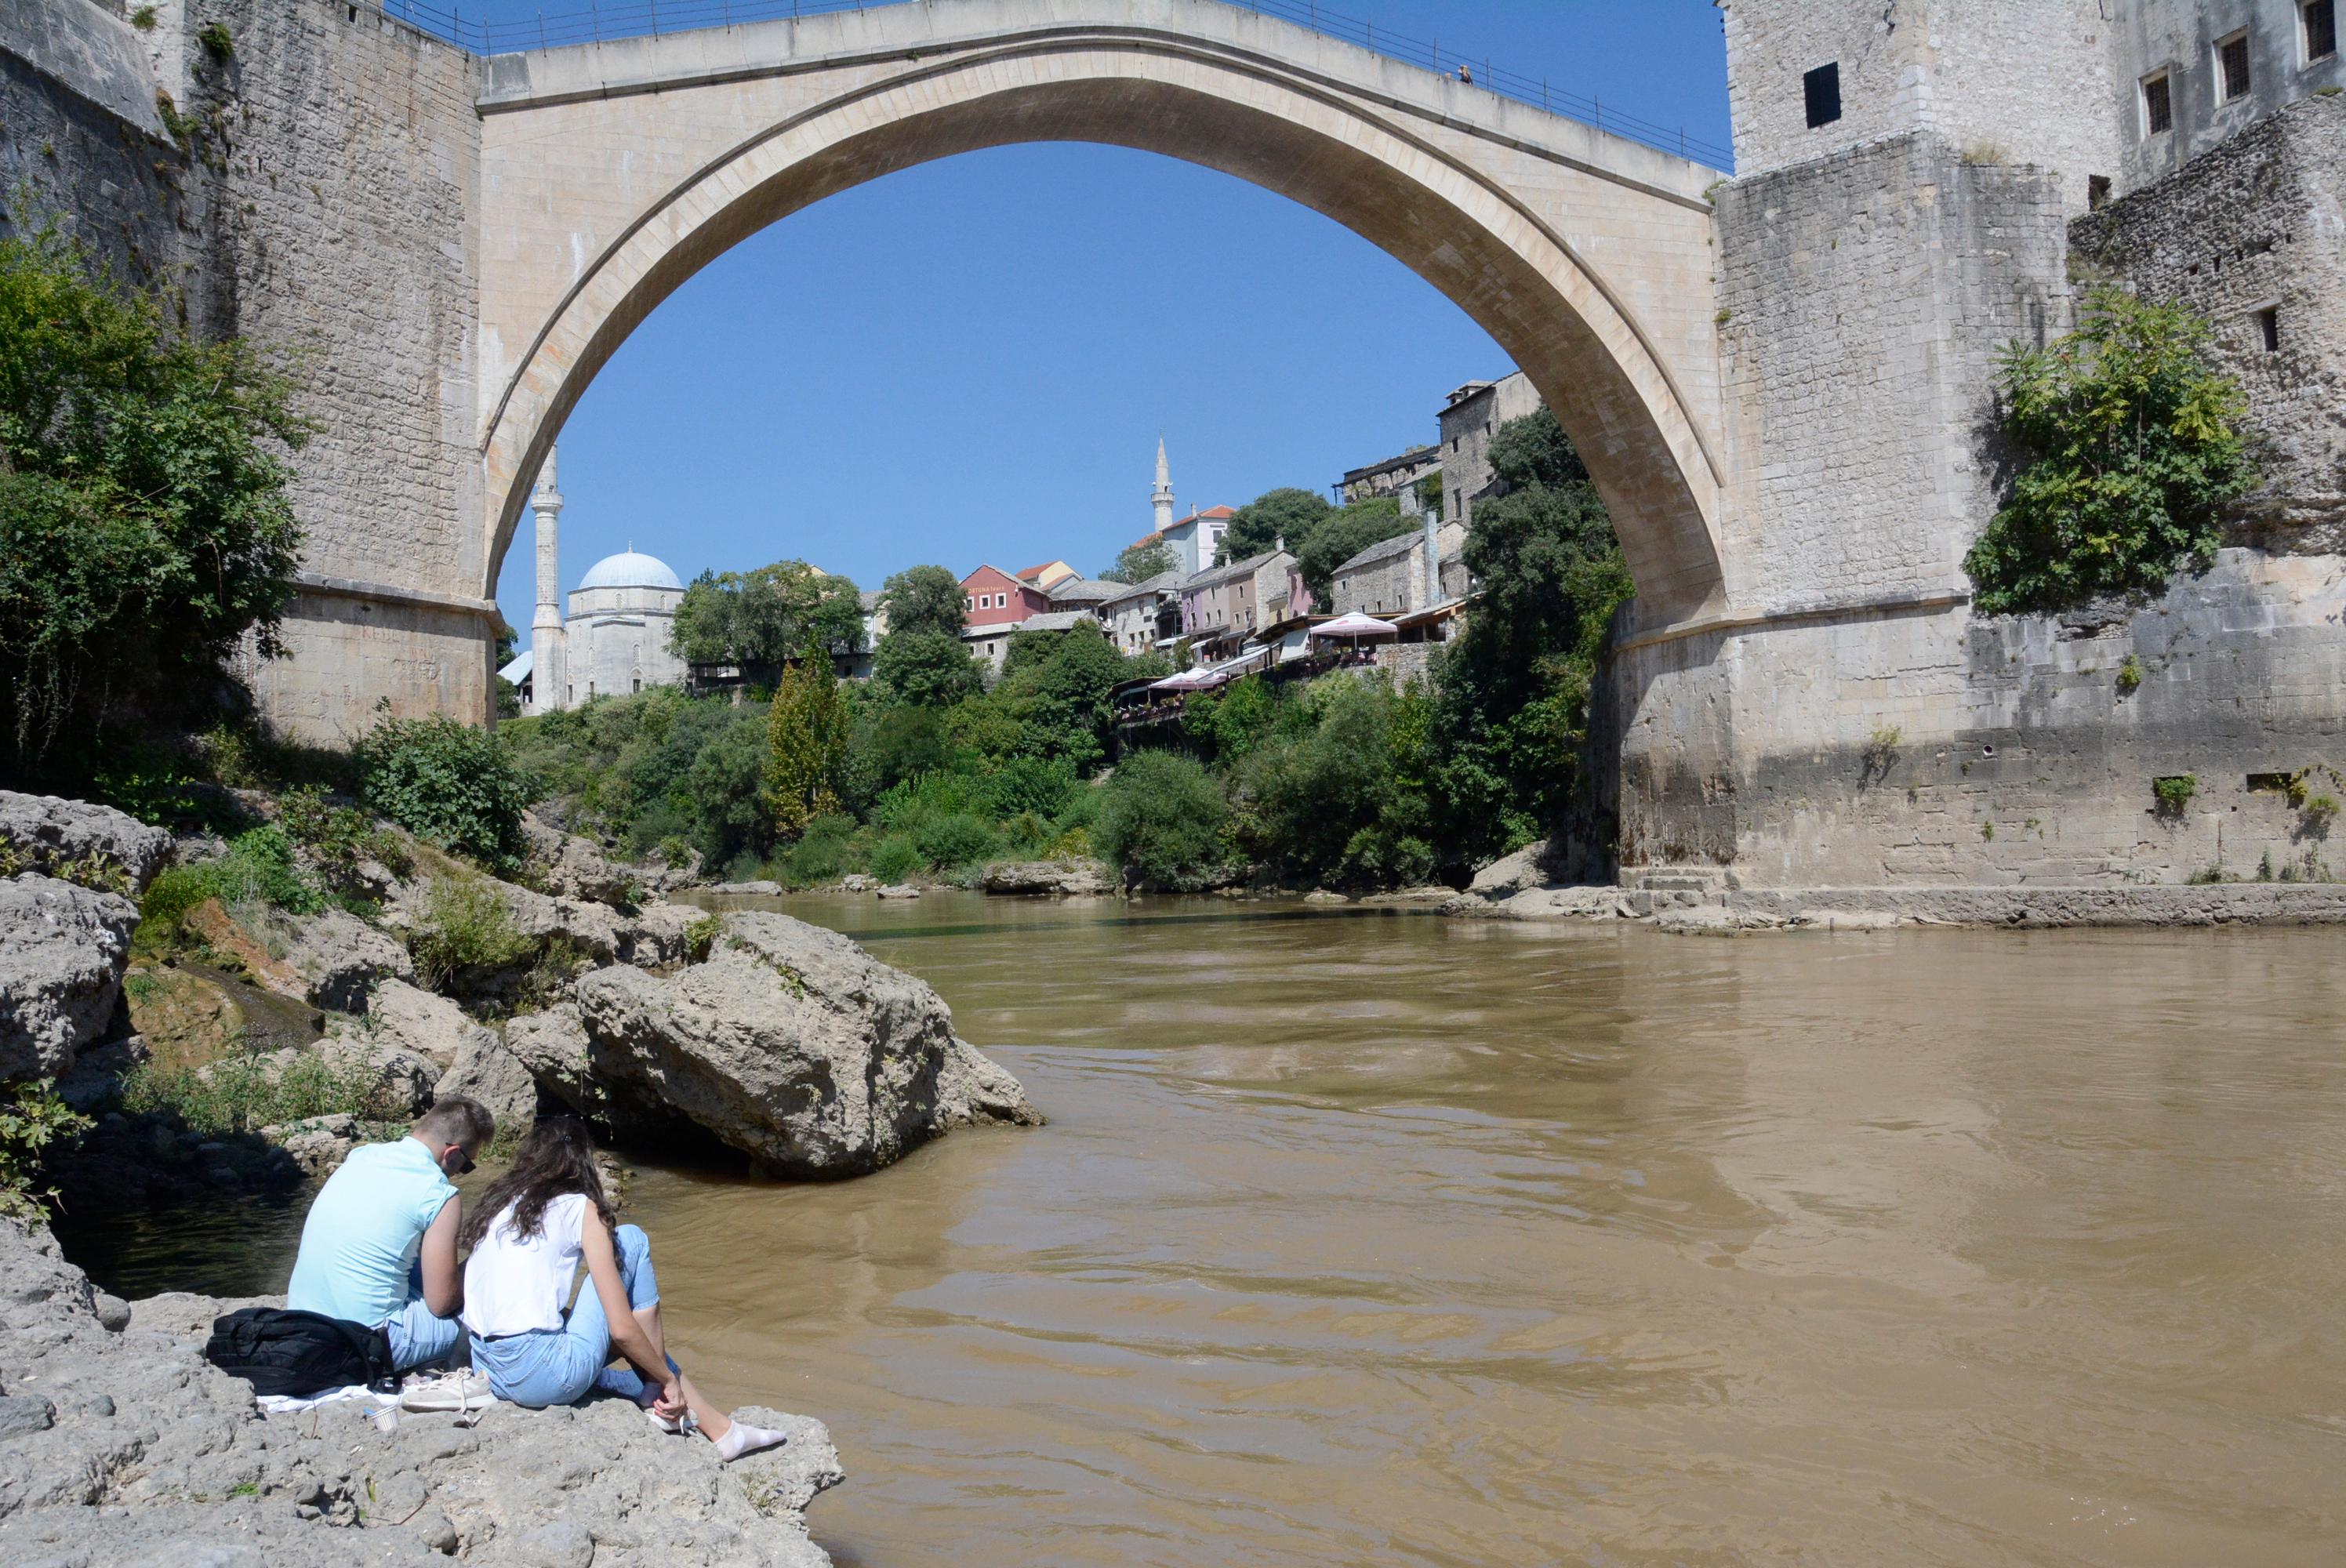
[
  {"x1": 407, "y1": 875, "x2": 532, "y2": 991},
  {"x1": 1096, "y1": 750, "x2": 1231, "y2": 890},
  {"x1": 278, "y1": 784, "x2": 409, "y2": 890},
  {"x1": 867, "y1": 834, "x2": 921, "y2": 884},
  {"x1": 2152, "y1": 774, "x2": 2199, "y2": 818},
  {"x1": 913, "y1": 811, "x2": 997, "y2": 871},
  {"x1": 1966, "y1": 286, "x2": 2252, "y2": 615},
  {"x1": 683, "y1": 913, "x2": 724, "y2": 963},
  {"x1": 775, "y1": 813, "x2": 860, "y2": 887},
  {"x1": 355, "y1": 714, "x2": 536, "y2": 871},
  {"x1": 0, "y1": 1080, "x2": 89, "y2": 1221},
  {"x1": 136, "y1": 825, "x2": 322, "y2": 950},
  {"x1": 0, "y1": 221, "x2": 306, "y2": 772}
]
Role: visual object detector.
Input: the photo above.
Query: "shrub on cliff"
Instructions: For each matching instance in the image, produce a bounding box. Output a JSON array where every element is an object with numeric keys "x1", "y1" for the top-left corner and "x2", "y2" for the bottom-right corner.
[
  {"x1": 1966, "y1": 285, "x2": 2252, "y2": 615},
  {"x1": 355, "y1": 714, "x2": 536, "y2": 872},
  {"x1": 1096, "y1": 750, "x2": 1231, "y2": 890},
  {"x1": 0, "y1": 221, "x2": 307, "y2": 774}
]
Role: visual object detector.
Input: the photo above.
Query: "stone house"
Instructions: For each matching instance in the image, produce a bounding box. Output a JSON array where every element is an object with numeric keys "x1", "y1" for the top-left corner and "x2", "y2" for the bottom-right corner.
[
  {"x1": 1435, "y1": 372, "x2": 1542, "y2": 527},
  {"x1": 1179, "y1": 550, "x2": 1299, "y2": 655},
  {"x1": 960, "y1": 564, "x2": 1049, "y2": 630},
  {"x1": 1099, "y1": 571, "x2": 1186, "y2": 656},
  {"x1": 1328, "y1": 521, "x2": 1468, "y2": 619},
  {"x1": 1338, "y1": 445, "x2": 1440, "y2": 506}
]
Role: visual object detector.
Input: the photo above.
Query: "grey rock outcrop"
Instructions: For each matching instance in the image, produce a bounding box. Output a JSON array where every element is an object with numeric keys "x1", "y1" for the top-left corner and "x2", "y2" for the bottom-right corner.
[
  {"x1": 1467, "y1": 839, "x2": 1561, "y2": 898},
  {"x1": 433, "y1": 1030, "x2": 540, "y2": 1136},
  {"x1": 365, "y1": 977, "x2": 492, "y2": 1068},
  {"x1": 573, "y1": 912, "x2": 1037, "y2": 1175},
  {"x1": 0, "y1": 874, "x2": 138, "y2": 1082},
  {"x1": 619, "y1": 900, "x2": 705, "y2": 970},
  {"x1": 982, "y1": 858, "x2": 1114, "y2": 896},
  {"x1": 262, "y1": 1112, "x2": 367, "y2": 1176},
  {"x1": 271, "y1": 906, "x2": 416, "y2": 1012},
  {"x1": 0, "y1": 791, "x2": 172, "y2": 892},
  {"x1": 521, "y1": 813, "x2": 635, "y2": 906},
  {"x1": 0, "y1": 1218, "x2": 843, "y2": 1566},
  {"x1": 504, "y1": 1002, "x2": 602, "y2": 1119},
  {"x1": 709, "y1": 880, "x2": 783, "y2": 898}
]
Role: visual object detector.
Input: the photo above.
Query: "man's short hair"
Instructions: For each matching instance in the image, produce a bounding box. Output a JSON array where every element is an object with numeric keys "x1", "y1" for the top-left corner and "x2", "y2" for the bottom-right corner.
[{"x1": 414, "y1": 1097, "x2": 495, "y2": 1152}]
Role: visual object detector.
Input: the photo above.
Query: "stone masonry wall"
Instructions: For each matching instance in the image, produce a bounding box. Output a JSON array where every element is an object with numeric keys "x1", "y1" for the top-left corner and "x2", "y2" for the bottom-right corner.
[
  {"x1": 1712, "y1": 133, "x2": 2071, "y2": 610},
  {"x1": 2112, "y1": 0, "x2": 2346, "y2": 191},
  {"x1": 2071, "y1": 90, "x2": 2346, "y2": 551}
]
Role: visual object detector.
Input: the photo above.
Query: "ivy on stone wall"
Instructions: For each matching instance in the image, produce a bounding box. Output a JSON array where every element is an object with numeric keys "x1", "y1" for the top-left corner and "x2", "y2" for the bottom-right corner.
[{"x1": 1965, "y1": 285, "x2": 2252, "y2": 615}]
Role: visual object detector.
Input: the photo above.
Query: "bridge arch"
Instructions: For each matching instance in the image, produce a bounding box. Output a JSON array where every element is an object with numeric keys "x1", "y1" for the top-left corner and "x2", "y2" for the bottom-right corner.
[{"x1": 475, "y1": 7, "x2": 1730, "y2": 620}]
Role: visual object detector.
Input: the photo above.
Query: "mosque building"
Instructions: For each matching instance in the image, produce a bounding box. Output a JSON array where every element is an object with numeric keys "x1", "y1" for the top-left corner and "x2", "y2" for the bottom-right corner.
[{"x1": 498, "y1": 446, "x2": 688, "y2": 713}]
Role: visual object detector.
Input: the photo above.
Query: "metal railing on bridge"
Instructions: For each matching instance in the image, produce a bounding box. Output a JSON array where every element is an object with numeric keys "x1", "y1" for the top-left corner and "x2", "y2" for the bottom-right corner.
[{"x1": 380, "y1": 0, "x2": 1733, "y2": 169}]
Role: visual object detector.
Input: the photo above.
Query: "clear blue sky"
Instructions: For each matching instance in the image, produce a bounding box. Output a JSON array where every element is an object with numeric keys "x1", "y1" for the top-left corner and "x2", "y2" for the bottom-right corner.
[{"x1": 480, "y1": 0, "x2": 1730, "y2": 644}]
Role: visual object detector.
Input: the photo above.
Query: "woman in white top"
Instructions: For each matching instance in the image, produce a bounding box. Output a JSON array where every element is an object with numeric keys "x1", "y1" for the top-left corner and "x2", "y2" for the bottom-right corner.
[{"x1": 459, "y1": 1117, "x2": 786, "y2": 1462}]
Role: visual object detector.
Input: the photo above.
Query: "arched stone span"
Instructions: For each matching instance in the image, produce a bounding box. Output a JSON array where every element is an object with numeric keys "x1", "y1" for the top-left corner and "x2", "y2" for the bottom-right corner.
[{"x1": 474, "y1": 0, "x2": 1731, "y2": 622}]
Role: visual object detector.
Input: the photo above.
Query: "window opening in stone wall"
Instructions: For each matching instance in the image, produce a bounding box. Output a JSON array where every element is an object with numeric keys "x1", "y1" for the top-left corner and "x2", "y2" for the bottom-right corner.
[
  {"x1": 2088, "y1": 175, "x2": 2112, "y2": 210},
  {"x1": 2256, "y1": 307, "x2": 2280, "y2": 352},
  {"x1": 2306, "y1": 0, "x2": 2338, "y2": 63},
  {"x1": 2217, "y1": 31, "x2": 2252, "y2": 101},
  {"x1": 1803, "y1": 62, "x2": 1842, "y2": 128},
  {"x1": 2141, "y1": 71, "x2": 2174, "y2": 133}
]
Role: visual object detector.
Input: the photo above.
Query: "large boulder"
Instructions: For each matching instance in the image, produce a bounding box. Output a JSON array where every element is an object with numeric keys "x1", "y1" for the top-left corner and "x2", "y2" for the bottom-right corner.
[
  {"x1": 0, "y1": 1218, "x2": 843, "y2": 1565},
  {"x1": 504, "y1": 1002, "x2": 602, "y2": 1118},
  {"x1": 270, "y1": 906, "x2": 416, "y2": 1013},
  {"x1": 573, "y1": 912, "x2": 1037, "y2": 1176},
  {"x1": 433, "y1": 1030, "x2": 540, "y2": 1137},
  {"x1": 1468, "y1": 839, "x2": 1563, "y2": 898},
  {"x1": 0, "y1": 874, "x2": 138, "y2": 1082},
  {"x1": 0, "y1": 792, "x2": 172, "y2": 893},
  {"x1": 982, "y1": 859, "x2": 1114, "y2": 896},
  {"x1": 521, "y1": 813, "x2": 636, "y2": 906},
  {"x1": 365, "y1": 978, "x2": 492, "y2": 1069},
  {"x1": 619, "y1": 900, "x2": 706, "y2": 970}
]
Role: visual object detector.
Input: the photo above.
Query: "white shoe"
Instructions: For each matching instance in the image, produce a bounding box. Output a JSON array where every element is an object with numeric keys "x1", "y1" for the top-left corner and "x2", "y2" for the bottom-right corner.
[
  {"x1": 401, "y1": 1370, "x2": 493, "y2": 1419},
  {"x1": 645, "y1": 1406, "x2": 683, "y2": 1434}
]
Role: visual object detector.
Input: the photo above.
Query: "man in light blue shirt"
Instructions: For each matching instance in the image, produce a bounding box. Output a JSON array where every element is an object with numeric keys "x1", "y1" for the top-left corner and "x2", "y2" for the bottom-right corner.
[{"x1": 285, "y1": 1098, "x2": 496, "y2": 1370}]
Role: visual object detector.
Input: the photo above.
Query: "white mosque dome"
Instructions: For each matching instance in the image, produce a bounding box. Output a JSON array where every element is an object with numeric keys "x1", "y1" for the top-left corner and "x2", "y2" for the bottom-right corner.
[{"x1": 576, "y1": 549, "x2": 683, "y2": 592}]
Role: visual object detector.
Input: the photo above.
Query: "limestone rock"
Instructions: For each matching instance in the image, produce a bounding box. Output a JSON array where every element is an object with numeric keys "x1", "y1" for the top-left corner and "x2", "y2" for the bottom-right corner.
[
  {"x1": 521, "y1": 813, "x2": 635, "y2": 906},
  {"x1": 1358, "y1": 885, "x2": 1458, "y2": 907},
  {"x1": 837, "y1": 873, "x2": 875, "y2": 893},
  {"x1": 0, "y1": 1218, "x2": 842, "y2": 1566},
  {"x1": 1467, "y1": 840, "x2": 1560, "y2": 898},
  {"x1": 269, "y1": 906, "x2": 416, "y2": 1013},
  {"x1": 0, "y1": 791, "x2": 172, "y2": 893},
  {"x1": 874, "y1": 884, "x2": 921, "y2": 900},
  {"x1": 934, "y1": 1037, "x2": 1043, "y2": 1131},
  {"x1": 572, "y1": 912, "x2": 1035, "y2": 1175},
  {"x1": 709, "y1": 880, "x2": 782, "y2": 898},
  {"x1": 619, "y1": 900, "x2": 704, "y2": 970},
  {"x1": 0, "y1": 873, "x2": 138, "y2": 1082},
  {"x1": 433, "y1": 1030, "x2": 539, "y2": 1136},
  {"x1": 365, "y1": 978, "x2": 492, "y2": 1069},
  {"x1": 982, "y1": 859, "x2": 1113, "y2": 896},
  {"x1": 259, "y1": 1112, "x2": 365, "y2": 1176},
  {"x1": 504, "y1": 1003, "x2": 600, "y2": 1118},
  {"x1": 1302, "y1": 889, "x2": 1349, "y2": 905}
]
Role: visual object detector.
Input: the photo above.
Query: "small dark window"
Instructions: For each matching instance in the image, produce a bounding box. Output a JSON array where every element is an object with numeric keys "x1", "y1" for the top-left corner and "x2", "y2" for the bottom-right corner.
[
  {"x1": 2088, "y1": 174, "x2": 2112, "y2": 209},
  {"x1": 2143, "y1": 71, "x2": 2174, "y2": 133},
  {"x1": 2308, "y1": 0, "x2": 2338, "y2": 62},
  {"x1": 1803, "y1": 62, "x2": 1843, "y2": 128},
  {"x1": 2257, "y1": 307, "x2": 2280, "y2": 352},
  {"x1": 2218, "y1": 33, "x2": 2251, "y2": 100}
]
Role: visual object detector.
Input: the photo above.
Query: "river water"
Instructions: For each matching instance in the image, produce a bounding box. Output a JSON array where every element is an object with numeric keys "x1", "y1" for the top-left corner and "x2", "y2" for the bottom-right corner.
[
  {"x1": 626, "y1": 894, "x2": 2346, "y2": 1566},
  {"x1": 71, "y1": 894, "x2": 2346, "y2": 1563}
]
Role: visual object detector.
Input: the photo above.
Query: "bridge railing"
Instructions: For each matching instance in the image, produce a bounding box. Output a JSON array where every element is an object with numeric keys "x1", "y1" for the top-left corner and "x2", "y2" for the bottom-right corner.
[{"x1": 380, "y1": 0, "x2": 1733, "y2": 170}]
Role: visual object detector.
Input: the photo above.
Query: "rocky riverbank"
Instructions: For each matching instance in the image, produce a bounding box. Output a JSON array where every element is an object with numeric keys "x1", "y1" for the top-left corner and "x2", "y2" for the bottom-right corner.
[{"x1": 0, "y1": 1215, "x2": 842, "y2": 1566}]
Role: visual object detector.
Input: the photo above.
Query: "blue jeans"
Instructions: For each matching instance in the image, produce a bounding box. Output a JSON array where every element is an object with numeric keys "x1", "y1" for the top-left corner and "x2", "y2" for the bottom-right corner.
[
  {"x1": 470, "y1": 1224, "x2": 670, "y2": 1407},
  {"x1": 384, "y1": 1260, "x2": 462, "y2": 1370}
]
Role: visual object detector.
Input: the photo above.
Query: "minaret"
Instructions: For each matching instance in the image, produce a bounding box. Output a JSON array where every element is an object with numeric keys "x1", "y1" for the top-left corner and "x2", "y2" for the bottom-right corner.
[
  {"x1": 1151, "y1": 437, "x2": 1175, "y2": 535},
  {"x1": 529, "y1": 447, "x2": 568, "y2": 714}
]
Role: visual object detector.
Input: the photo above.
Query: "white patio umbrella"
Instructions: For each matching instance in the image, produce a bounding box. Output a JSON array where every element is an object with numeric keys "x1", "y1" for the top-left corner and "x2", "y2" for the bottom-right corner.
[{"x1": 1309, "y1": 612, "x2": 1399, "y2": 641}]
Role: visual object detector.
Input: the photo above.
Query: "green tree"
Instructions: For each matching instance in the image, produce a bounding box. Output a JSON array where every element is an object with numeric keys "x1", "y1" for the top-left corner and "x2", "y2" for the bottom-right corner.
[
  {"x1": 880, "y1": 564, "x2": 969, "y2": 640},
  {"x1": 669, "y1": 560, "x2": 864, "y2": 670},
  {"x1": 991, "y1": 621, "x2": 1131, "y2": 773},
  {"x1": 1295, "y1": 496, "x2": 1414, "y2": 610},
  {"x1": 1096, "y1": 750, "x2": 1231, "y2": 889},
  {"x1": 0, "y1": 222, "x2": 307, "y2": 770},
  {"x1": 1431, "y1": 406, "x2": 1631, "y2": 861},
  {"x1": 1218, "y1": 486, "x2": 1332, "y2": 566},
  {"x1": 873, "y1": 628, "x2": 982, "y2": 708},
  {"x1": 1964, "y1": 285, "x2": 2252, "y2": 614},
  {"x1": 1103, "y1": 536, "x2": 1178, "y2": 584},
  {"x1": 764, "y1": 651, "x2": 851, "y2": 842},
  {"x1": 354, "y1": 714, "x2": 538, "y2": 872}
]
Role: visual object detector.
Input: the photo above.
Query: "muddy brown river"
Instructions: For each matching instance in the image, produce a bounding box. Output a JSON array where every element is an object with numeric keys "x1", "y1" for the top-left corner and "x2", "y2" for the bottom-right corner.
[{"x1": 71, "y1": 895, "x2": 2346, "y2": 1563}]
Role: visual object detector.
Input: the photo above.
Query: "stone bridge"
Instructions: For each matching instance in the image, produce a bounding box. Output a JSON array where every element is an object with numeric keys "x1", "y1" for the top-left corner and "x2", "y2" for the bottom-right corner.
[{"x1": 470, "y1": 0, "x2": 1730, "y2": 626}]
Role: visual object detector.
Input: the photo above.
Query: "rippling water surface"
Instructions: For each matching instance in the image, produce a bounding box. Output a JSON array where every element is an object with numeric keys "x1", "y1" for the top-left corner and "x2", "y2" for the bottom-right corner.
[{"x1": 616, "y1": 894, "x2": 2346, "y2": 1566}]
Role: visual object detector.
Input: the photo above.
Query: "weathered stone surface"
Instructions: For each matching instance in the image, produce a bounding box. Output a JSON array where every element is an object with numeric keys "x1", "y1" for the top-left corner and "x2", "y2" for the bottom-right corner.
[
  {"x1": 504, "y1": 1003, "x2": 600, "y2": 1118},
  {"x1": 434, "y1": 1031, "x2": 540, "y2": 1137},
  {"x1": 619, "y1": 901, "x2": 705, "y2": 970},
  {"x1": 934, "y1": 1037, "x2": 1043, "y2": 1131},
  {"x1": 708, "y1": 880, "x2": 782, "y2": 898},
  {"x1": 0, "y1": 792, "x2": 172, "y2": 893},
  {"x1": 270, "y1": 907, "x2": 416, "y2": 1014},
  {"x1": 365, "y1": 978, "x2": 492, "y2": 1069},
  {"x1": 0, "y1": 874, "x2": 138, "y2": 1083},
  {"x1": 982, "y1": 859, "x2": 1113, "y2": 896},
  {"x1": 0, "y1": 1218, "x2": 843, "y2": 1566},
  {"x1": 1467, "y1": 840, "x2": 1559, "y2": 898},
  {"x1": 1301, "y1": 889, "x2": 1349, "y2": 906},
  {"x1": 573, "y1": 913, "x2": 1037, "y2": 1175},
  {"x1": 261, "y1": 1112, "x2": 366, "y2": 1177},
  {"x1": 874, "y1": 884, "x2": 921, "y2": 900},
  {"x1": 1358, "y1": 886, "x2": 1456, "y2": 907},
  {"x1": 521, "y1": 813, "x2": 634, "y2": 906}
]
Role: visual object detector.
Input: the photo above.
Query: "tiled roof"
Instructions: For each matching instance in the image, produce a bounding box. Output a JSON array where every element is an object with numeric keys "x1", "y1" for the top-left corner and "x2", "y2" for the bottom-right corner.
[
  {"x1": 1101, "y1": 569, "x2": 1186, "y2": 604},
  {"x1": 1185, "y1": 550, "x2": 1285, "y2": 589},
  {"x1": 1044, "y1": 577, "x2": 1121, "y2": 604},
  {"x1": 1017, "y1": 610, "x2": 1097, "y2": 633},
  {"x1": 1334, "y1": 531, "x2": 1424, "y2": 575}
]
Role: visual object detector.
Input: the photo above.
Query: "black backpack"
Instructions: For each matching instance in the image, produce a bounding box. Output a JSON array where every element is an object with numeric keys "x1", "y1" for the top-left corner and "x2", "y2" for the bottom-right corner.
[{"x1": 202, "y1": 1307, "x2": 398, "y2": 1398}]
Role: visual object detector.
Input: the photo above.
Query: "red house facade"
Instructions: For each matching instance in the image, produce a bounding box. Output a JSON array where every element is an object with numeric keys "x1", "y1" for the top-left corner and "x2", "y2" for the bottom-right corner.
[{"x1": 961, "y1": 564, "x2": 1050, "y2": 629}]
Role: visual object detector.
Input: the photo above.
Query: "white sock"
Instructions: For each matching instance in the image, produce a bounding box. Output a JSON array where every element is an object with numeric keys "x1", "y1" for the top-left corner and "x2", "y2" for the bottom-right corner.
[{"x1": 713, "y1": 1417, "x2": 788, "y2": 1463}]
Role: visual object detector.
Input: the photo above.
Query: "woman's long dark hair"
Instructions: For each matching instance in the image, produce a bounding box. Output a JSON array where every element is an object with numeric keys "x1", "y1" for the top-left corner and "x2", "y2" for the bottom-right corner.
[{"x1": 459, "y1": 1117, "x2": 615, "y2": 1251}]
